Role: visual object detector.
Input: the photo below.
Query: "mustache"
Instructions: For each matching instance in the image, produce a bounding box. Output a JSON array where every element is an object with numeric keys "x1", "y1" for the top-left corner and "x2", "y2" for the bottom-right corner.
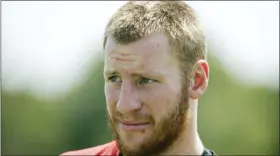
[{"x1": 110, "y1": 111, "x2": 153, "y2": 123}]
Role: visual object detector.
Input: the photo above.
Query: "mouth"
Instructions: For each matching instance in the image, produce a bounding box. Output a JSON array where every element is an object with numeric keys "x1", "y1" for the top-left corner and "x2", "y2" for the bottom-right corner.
[{"x1": 119, "y1": 121, "x2": 151, "y2": 131}]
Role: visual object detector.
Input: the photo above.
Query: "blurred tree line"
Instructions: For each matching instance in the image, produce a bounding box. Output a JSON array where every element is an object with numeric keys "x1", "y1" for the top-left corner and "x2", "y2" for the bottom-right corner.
[{"x1": 2, "y1": 52, "x2": 279, "y2": 155}]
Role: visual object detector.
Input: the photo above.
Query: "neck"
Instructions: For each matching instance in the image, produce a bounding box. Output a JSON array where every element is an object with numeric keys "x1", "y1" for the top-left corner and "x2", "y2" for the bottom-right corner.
[{"x1": 162, "y1": 99, "x2": 204, "y2": 155}]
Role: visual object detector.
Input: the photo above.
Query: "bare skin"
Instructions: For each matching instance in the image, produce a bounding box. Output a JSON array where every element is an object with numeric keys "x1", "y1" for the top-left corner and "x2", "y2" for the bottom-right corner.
[{"x1": 104, "y1": 33, "x2": 209, "y2": 156}]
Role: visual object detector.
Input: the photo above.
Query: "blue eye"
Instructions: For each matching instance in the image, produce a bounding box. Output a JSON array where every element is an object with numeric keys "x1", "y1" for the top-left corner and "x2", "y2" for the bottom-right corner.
[
  {"x1": 108, "y1": 76, "x2": 122, "y2": 82},
  {"x1": 140, "y1": 78, "x2": 155, "y2": 84}
]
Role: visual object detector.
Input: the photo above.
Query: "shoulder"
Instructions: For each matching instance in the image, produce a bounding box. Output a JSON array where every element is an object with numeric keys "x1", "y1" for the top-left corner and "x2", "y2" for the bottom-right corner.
[{"x1": 60, "y1": 141, "x2": 119, "y2": 156}]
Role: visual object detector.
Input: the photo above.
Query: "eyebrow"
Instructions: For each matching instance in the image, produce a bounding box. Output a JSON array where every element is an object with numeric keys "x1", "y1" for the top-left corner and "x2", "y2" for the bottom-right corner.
[{"x1": 104, "y1": 69, "x2": 165, "y2": 78}]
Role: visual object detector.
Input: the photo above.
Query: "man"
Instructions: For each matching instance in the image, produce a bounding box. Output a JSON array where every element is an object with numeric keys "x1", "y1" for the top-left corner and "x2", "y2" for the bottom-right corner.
[{"x1": 61, "y1": 1, "x2": 215, "y2": 156}]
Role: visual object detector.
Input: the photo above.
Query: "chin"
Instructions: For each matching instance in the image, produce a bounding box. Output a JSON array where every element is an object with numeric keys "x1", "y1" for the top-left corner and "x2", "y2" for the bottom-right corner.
[
  {"x1": 121, "y1": 130, "x2": 149, "y2": 143},
  {"x1": 118, "y1": 129, "x2": 151, "y2": 150}
]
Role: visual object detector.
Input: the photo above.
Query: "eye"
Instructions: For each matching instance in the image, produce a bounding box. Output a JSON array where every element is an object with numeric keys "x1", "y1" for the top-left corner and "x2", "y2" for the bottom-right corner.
[
  {"x1": 139, "y1": 78, "x2": 155, "y2": 84},
  {"x1": 108, "y1": 75, "x2": 122, "y2": 83}
]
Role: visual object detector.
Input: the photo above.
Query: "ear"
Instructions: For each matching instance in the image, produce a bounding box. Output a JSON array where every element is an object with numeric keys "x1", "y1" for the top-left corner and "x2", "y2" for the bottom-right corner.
[{"x1": 189, "y1": 59, "x2": 209, "y2": 99}]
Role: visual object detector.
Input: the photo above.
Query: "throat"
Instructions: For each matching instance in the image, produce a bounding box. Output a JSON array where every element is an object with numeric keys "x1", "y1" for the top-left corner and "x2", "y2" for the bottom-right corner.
[
  {"x1": 162, "y1": 103, "x2": 204, "y2": 156},
  {"x1": 162, "y1": 131, "x2": 204, "y2": 155}
]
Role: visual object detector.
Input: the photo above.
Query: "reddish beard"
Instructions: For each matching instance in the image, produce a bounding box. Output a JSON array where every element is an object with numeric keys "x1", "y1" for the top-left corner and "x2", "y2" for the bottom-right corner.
[{"x1": 107, "y1": 83, "x2": 190, "y2": 156}]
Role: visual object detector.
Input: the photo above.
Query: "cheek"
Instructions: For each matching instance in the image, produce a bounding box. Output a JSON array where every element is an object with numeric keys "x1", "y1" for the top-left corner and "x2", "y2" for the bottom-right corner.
[
  {"x1": 145, "y1": 85, "x2": 180, "y2": 117},
  {"x1": 105, "y1": 85, "x2": 119, "y2": 113},
  {"x1": 142, "y1": 87, "x2": 177, "y2": 120}
]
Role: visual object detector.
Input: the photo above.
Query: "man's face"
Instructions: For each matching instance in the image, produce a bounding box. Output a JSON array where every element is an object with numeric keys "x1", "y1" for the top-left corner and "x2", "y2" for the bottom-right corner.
[{"x1": 104, "y1": 33, "x2": 190, "y2": 156}]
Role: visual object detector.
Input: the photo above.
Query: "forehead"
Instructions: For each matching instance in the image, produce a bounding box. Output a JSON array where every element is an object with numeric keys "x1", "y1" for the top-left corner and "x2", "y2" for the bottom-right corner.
[
  {"x1": 105, "y1": 33, "x2": 171, "y2": 57},
  {"x1": 103, "y1": 33, "x2": 180, "y2": 77}
]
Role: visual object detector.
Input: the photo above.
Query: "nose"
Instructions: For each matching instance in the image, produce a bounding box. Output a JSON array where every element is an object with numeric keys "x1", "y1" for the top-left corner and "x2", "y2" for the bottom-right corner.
[{"x1": 117, "y1": 81, "x2": 141, "y2": 114}]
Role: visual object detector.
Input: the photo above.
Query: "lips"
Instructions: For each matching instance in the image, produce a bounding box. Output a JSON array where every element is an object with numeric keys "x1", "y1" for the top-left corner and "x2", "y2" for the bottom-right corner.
[
  {"x1": 122, "y1": 120, "x2": 150, "y2": 125},
  {"x1": 119, "y1": 121, "x2": 151, "y2": 131}
]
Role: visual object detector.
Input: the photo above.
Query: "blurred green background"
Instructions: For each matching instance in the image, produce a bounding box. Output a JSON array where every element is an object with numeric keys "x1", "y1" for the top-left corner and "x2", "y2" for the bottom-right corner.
[
  {"x1": 2, "y1": 1, "x2": 279, "y2": 156},
  {"x1": 2, "y1": 52, "x2": 279, "y2": 155}
]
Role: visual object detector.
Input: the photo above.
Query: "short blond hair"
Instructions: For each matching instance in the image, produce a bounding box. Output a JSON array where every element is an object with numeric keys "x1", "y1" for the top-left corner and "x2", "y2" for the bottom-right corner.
[{"x1": 103, "y1": 1, "x2": 206, "y2": 78}]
